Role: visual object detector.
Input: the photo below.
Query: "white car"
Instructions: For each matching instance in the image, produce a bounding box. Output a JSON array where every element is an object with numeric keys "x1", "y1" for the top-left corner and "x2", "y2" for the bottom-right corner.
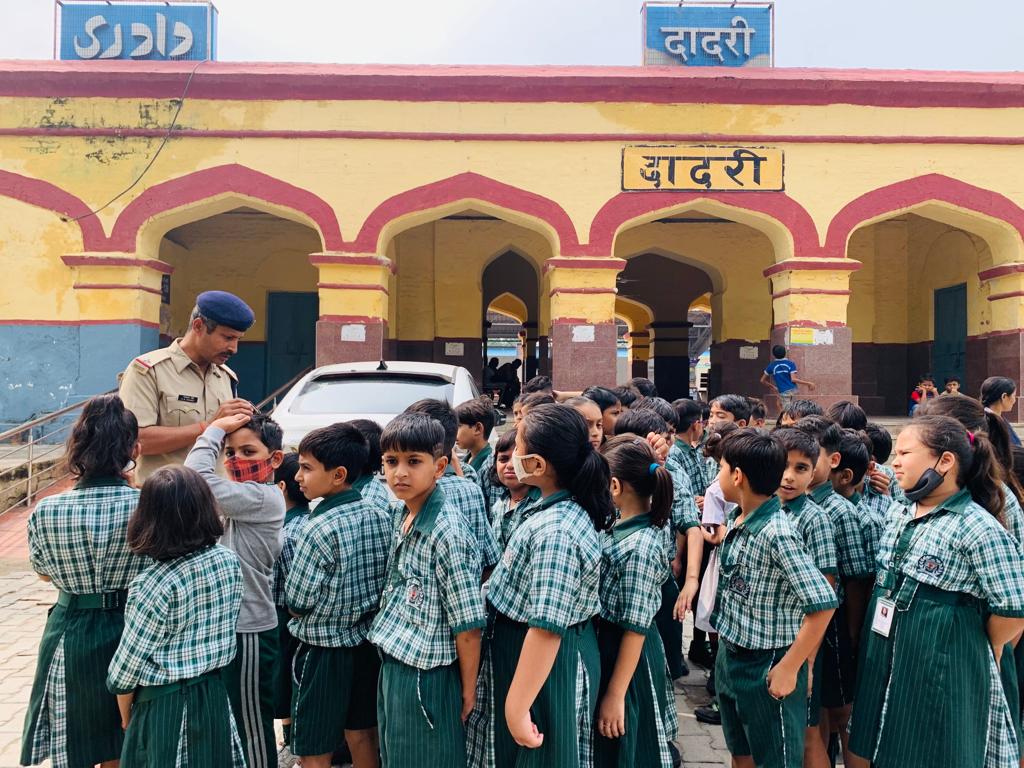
[{"x1": 271, "y1": 360, "x2": 486, "y2": 450}]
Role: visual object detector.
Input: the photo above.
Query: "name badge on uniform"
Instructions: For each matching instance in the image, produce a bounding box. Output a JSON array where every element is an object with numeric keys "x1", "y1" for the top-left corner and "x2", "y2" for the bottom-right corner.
[
  {"x1": 177, "y1": 394, "x2": 199, "y2": 403},
  {"x1": 871, "y1": 597, "x2": 896, "y2": 637}
]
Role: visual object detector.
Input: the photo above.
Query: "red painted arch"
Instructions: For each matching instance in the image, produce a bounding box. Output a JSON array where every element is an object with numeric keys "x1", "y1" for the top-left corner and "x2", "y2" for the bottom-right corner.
[
  {"x1": 824, "y1": 174, "x2": 1024, "y2": 258},
  {"x1": 0, "y1": 170, "x2": 106, "y2": 250},
  {"x1": 107, "y1": 164, "x2": 344, "y2": 251},
  {"x1": 347, "y1": 172, "x2": 581, "y2": 254},
  {"x1": 587, "y1": 191, "x2": 821, "y2": 258}
]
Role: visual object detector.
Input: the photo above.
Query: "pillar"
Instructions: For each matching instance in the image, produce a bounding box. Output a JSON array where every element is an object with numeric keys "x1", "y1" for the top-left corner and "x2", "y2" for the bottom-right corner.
[
  {"x1": 980, "y1": 264, "x2": 1024, "y2": 421},
  {"x1": 523, "y1": 321, "x2": 540, "y2": 380},
  {"x1": 630, "y1": 329, "x2": 651, "y2": 379},
  {"x1": 545, "y1": 257, "x2": 623, "y2": 391},
  {"x1": 650, "y1": 321, "x2": 692, "y2": 401},
  {"x1": 310, "y1": 252, "x2": 392, "y2": 366},
  {"x1": 764, "y1": 258, "x2": 861, "y2": 413}
]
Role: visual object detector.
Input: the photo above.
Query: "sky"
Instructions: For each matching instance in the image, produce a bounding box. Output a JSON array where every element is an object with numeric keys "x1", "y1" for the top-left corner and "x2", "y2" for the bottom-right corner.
[{"x1": 0, "y1": 0, "x2": 1022, "y2": 70}]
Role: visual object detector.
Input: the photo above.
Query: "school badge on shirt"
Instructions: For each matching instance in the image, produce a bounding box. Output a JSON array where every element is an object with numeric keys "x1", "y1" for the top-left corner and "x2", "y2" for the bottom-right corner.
[
  {"x1": 916, "y1": 555, "x2": 945, "y2": 578},
  {"x1": 405, "y1": 578, "x2": 423, "y2": 607},
  {"x1": 729, "y1": 574, "x2": 750, "y2": 598}
]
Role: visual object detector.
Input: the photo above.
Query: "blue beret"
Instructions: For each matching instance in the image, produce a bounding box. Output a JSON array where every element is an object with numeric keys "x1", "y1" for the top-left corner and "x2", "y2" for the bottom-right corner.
[{"x1": 196, "y1": 291, "x2": 254, "y2": 332}]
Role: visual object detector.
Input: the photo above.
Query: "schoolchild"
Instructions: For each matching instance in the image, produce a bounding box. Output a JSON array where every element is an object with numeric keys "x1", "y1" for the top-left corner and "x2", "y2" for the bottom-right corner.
[
  {"x1": 486, "y1": 404, "x2": 613, "y2": 768},
  {"x1": 517, "y1": 392, "x2": 556, "y2": 426},
  {"x1": 762, "y1": 344, "x2": 817, "y2": 410},
  {"x1": 849, "y1": 416, "x2": 1024, "y2": 768},
  {"x1": 793, "y1": 416, "x2": 873, "y2": 765},
  {"x1": 107, "y1": 466, "x2": 245, "y2": 767},
  {"x1": 405, "y1": 399, "x2": 501, "y2": 575},
  {"x1": 825, "y1": 401, "x2": 868, "y2": 431},
  {"x1": 832, "y1": 430, "x2": 878, "y2": 566},
  {"x1": 668, "y1": 399, "x2": 712, "y2": 496},
  {"x1": 708, "y1": 394, "x2": 750, "y2": 428},
  {"x1": 511, "y1": 395, "x2": 526, "y2": 427},
  {"x1": 746, "y1": 398, "x2": 767, "y2": 428},
  {"x1": 612, "y1": 386, "x2": 640, "y2": 410},
  {"x1": 775, "y1": 399, "x2": 824, "y2": 429},
  {"x1": 522, "y1": 375, "x2": 554, "y2": 395},
  {"x1": 22, "y1": 395, "x2": 148, "y2": 768},
  {"x1": 565, "y1": 396, "x2": 605, "y2": 449},
  {"x1": 286, "y1": 423, "x2": 392, "y2": 768},
  {"x1": 487, "y1": 427, "x2": 535, "y2": 552},
  {"x1": 944, "y1": 376, "x2": 963, "y2": 395},
  {"x1": 594, "y1": 435, "x2": 675, "y2": 768},
  {"x1": 370, "y1": 413, "x2": 486, "y2": 768},
  {"x1": 773, "y1": 427, "x2": 838, "y2": 768},
  {"x1": 583, "y1": 386, "x2": 625, "y2": 436},
  {"x1": 712, "y1": 430, "x2": 837, "y2": 768},
  {"x1": 860, "y1": 422, "x2": 903, "y2": 522},
  {"x1": 628, "y1": 377, "x2": 659, "y2": 398},
  {"x1": 350, "y1": 418, "x2": 393, "y2": 519},
  {"x1": 271, "y1": 452, "x2": 309, "y2": 768},
  {"x1": 456, "y1": 397, "x2": 499, "y2": 507},
  {"x1": 184, "y1": 412, "x2": 286, "y2": 768}
]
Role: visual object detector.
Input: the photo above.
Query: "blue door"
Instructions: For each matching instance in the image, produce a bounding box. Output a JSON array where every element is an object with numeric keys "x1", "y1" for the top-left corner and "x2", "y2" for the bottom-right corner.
[
  {"x1": 266, "y1": 292, "x2": 318, "y2": 398},
  {"x1": 933, "y1": 284, "x2": 967, "y2": 389}
]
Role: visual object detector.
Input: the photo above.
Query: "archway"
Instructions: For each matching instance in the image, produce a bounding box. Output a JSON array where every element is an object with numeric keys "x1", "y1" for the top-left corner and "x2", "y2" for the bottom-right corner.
[{"x1": 482, "y1": 251, "x2": 540, "y2": 381}]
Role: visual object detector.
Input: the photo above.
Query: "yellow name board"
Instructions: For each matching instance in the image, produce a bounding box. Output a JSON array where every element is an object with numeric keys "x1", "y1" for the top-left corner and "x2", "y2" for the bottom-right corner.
[{"x1": 622, "y1": 145, "x2": 784, "y2": 191}]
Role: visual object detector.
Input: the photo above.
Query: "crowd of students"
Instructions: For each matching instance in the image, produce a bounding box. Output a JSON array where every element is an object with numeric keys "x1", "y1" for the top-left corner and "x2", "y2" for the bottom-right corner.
[{"x1": 17, "y1": 356, "x2": 1024, "y2": 768}]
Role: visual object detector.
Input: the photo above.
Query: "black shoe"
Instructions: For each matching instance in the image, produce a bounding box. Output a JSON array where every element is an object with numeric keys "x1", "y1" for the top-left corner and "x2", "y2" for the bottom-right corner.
[
  {"x1": 688, "y1": 640, "x2": 716, "y2": 669},
  {"x1": 677, "y1": 657, "x2": 690, "y2": 678},
  {"x1": 694, "y1": 700, "x2": 721, "y2": 725},
  {"x1": 705, "y1": 670, "x2": 716, "y2": 697},
  {"x1": 668, "y1": 740, "x2": 682, "y2": 768}
]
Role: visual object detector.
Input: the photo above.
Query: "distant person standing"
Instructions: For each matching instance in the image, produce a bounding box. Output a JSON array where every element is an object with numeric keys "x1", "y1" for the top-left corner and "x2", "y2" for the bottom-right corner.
[
  {"x1": 761, "y1": 345, "x2": 815, "y2": 410},
  {"x1": 118, "y1": 291, "x2": 256, "y2": 482},
  {"x1": 496, "y1": 359, "x2": 523, "y2": 408},
  {"x1": 981, "y1": 375, "x2": 1022, "y2": 446}
]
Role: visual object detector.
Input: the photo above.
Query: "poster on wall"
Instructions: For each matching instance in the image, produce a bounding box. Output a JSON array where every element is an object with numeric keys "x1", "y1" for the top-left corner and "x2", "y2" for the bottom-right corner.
[{"x1": 642, "y1": 2, "x2": 773, "y2": 67}]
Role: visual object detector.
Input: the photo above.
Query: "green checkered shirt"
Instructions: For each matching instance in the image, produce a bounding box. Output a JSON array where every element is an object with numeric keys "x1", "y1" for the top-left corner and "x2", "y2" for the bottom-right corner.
[
  {"x1": 876, "y1": 489, "x2": 1024, "y2": 617},
  {"x1": 782, "y1": 493, "x2": 838, "y2": 577},
  {"x1": 469, "y1": 444, "x2": 500, "y2": 509},
  {"x1": 272, "y1": 504, "x2": 309, "y2": 608},
  {"x1": 354, "y1": 472, "x2": 393, "y2": 521},
  {"x1": 28, "y1": 477, "x2": 148, "y2": 593},
  {"x1": 107, "y1": 544, "x2": 243, "y2": 693},
  {"x1": 1001, "y1": 483, "x2": 1024, "y2": 553},
  {"x1": 286, "y1": 489, "x2": 392, "y2": 647},
  {"x1": 369, "y1": 487, "x2": 485, "y2": 669},
  {"x1": 438, "y1": 468, "x2": 501, "y2": 570},
  {"x1": 488, "y1": 491, "x2": 602, "y2": 634},
  {"x1": 668, "y1": 439, "x2": 713, "y2": 496},
  {"x1": 811, "y1": 483, "x2": 874, "y2": 581},
  {"x1": 712, "y1": 496, "x2": 838, "y2": 650},
  {"x1": 599, "y1": 514, "x2": 671, "y2": 634},
  {"x1": 665, "y1": 462, "x2": 700, "y2": 560},
  {"x1": 490, "y1": 487, "x2": 536, "y2": 552}
]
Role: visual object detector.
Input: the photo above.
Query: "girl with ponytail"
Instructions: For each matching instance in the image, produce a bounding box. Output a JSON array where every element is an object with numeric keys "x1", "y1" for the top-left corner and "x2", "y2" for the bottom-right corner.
[
  {"x1": 484, "y1": 404, "x2": 612, "y2": 767},
  {"x1": 594, "y1": 435, "x2": 674, "y2": 767},
  {"x1": 22, "y1": 394, "x2": 148, "y2": 768},
  {"x1": 849, "y1": 415, "x2": 1024, "y2": 768}
]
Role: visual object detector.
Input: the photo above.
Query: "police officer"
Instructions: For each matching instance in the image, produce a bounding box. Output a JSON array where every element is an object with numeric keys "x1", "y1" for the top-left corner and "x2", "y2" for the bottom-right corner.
[{"x1": 119, "y1": 290, "x2": 256, "y2": 483}]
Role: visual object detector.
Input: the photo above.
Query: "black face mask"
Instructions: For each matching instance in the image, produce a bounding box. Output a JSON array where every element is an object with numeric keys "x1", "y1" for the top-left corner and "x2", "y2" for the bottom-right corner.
[{"x1": 904, "y1": 461, "x2": 946, "y2": 503}]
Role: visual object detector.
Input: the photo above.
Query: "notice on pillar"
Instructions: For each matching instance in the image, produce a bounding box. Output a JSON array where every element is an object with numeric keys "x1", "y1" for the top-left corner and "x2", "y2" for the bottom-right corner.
[
  {"x1": 445, "y1": 342, "x2": 465, "y2": 356},
  {"x1": 789, "y1": 328, "x2": 834, "y2": 346},
  {"x1": 572, "y1": 325, "x2": 596, "y2": 343},
  {"x1": 622, "y1": 145, "x2": 783, "y2": 191},
  {"x1": 341, "y1": 324, "x2": 366, "y2": 342}
]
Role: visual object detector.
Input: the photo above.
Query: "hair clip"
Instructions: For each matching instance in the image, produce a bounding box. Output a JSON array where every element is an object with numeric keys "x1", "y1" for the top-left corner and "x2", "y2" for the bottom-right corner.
[
  {"x1": 649, "y1": 462, "x2": 660, "y2": 475},
  {"x1": 967, "y1": 430, "x2": 975, "y2": 445}
]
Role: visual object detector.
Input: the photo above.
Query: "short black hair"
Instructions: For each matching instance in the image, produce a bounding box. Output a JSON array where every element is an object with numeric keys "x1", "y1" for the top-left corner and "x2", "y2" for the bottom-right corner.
[
  {"x1": 128, "y1": 466, "x2": 223, "y2": 560},
  {"x1": 65, "y1": 393, "x2": 138, "y2": 481},
  {"x1": 720, "y1": 429, "x2": 786, "y2": 496},
  {"x1": 349, "y1": 418, "x2": 383, "y2": 476},
  {"x1": 612, "y1": 385, "x2": 639, "y2": 408},
  {"x1": 772, "y1": 344, "x2": 787, "y2": 359},
  {"x1": 489, "y1": 427, "x2": 517, "y2": 487},
  {"x1": 782, "y1": 399, "x2": 824, "y2": 422},
  {"x1": 405, "y1": 398, "x2": 458, "y2": 455},
  {"x1": 747, "y1": 397, "x2": 767, "y2": 422},
  {"x1": 632, "y1": 396, "x2": 677, "y2": 430},
  {"x1": 274, "y1": 452, "x2": 304, "y2": 505},
  {"x1": 864, "y1": 422, "x2": 893, "y2": 463},
  {"x1": 711, "y1": 394, "x2": 752, "y2": 423},
  {"x1": 826, "y1": 400, "x2": 868, "y2": 431},
  {"x1": 773, "y1": 427, "x2": 820, "y2": 464},
  {"x1": 672, "y1": 398, "x2": 704, "y2": 432},
  {"x1": 583, "y1": 386, "x2": 621, "y2": 412},
  {"x1": 614, "y1": 408, "x2": 668, "y2": 437},
  {"x1": 628, "y1": 377, "x2": 658, "y2": 398},
  {"x1": 944, "y1": 376, "x2": 961, "y2": 386},
  {"x1": 794, "y1": 415, "x2": 843, "y2": 454},
  {"x1": 240, "y1": 412, "x2": 283, "y2": 452},
  {"x1": 521, "y1": 391, "x2": 556, "y2": 410},
  {"x1": 836, "y1": 428, "x2": 871, "y2": 485},
  {"x1": 522, "y1": 375, "x2": 553, "y2": 394},
  {"x1": 455, "y1": 397, "x2": 496, "y2": 438},
  {"x1": 704, "y1": 420, "x2": 739, "y2": 461},
  {"x1": 380, "y1": 412, "x2": 446, "y2": 459},
  {"x1": 297, "y1": 422, "x2": 369, "y2": 482},
  {"x1": 918, "y1": 372, "x2": 935, "y2": 384}
]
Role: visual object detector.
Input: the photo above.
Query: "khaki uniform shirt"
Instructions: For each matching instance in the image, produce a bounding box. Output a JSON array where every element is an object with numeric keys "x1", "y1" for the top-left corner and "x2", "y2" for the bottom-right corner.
[{"x1": 118, "y1": 339, "x2": 237, "y2": 482}]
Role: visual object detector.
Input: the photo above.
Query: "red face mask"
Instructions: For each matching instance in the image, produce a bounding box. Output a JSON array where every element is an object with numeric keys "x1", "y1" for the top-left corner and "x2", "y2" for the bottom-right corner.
[{"x1": 225, "y1": 456, "x2": 275, "y2": 484}]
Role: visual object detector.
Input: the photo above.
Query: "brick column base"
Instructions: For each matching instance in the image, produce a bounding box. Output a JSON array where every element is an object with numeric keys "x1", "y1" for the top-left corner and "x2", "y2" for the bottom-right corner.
[
  {"x1": 315, "y1": 318, "x2": 386, "y2": 366},
  {"x1": 768, "y1": 326, "x2": 858, "y2": 414},
  {"x1": 550, "y1": 321, "x2": 617, "y2": 391}
]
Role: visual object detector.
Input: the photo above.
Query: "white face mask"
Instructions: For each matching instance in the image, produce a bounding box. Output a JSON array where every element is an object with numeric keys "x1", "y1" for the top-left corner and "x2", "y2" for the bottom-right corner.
[{"x1": 511, "y1": 452, "x2": 539, "y2": 483}]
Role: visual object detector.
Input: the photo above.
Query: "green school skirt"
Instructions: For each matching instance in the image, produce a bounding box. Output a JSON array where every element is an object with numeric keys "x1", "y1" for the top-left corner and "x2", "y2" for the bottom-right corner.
[
  {"x1": 849, "y1": 581, "x2": 1016, "y2": 768},
  {"x1": 377, "y1": 654, "x2": 465, "y2": 768},
  {"x1": 716, "y1": 642, "x2": 807, "y2": 768},
  {"x1": 593, "y1": 618, "x2": 672, "y2": 768},
  {"x1": 21, "y1": 591, "x2": 127, "y2": 768},
  {"x1": 223, "y1": 628, "x2": 279, "y2": 768},
  {"x1": 806, "y1": 651, "x2": 823, "y2": 728},
  {"x1": 1000, "y1": 641, "x2": 1023, "y2": 754},
  {"x1": 120, "y1": 670, "x2": 246, "y2": 768},
  {"x1": 273, "y1": 606, "x2": 299, "y2": 720},
  {"x1": 491, "y1": 610, "x2": 599, "y2": 768}
]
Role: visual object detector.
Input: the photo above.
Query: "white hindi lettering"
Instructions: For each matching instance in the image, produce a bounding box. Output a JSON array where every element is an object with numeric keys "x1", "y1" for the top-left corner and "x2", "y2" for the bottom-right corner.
[
  {"x1": 73, "y1": 13, "x2": 195, "y2": 59},
  {"x1": 660, "y1": 16, "x2": 756, "y2": 64}
]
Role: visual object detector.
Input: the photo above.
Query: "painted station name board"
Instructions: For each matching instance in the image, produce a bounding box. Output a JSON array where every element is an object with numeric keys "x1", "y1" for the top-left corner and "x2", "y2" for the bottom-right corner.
[
  {"x1": 56, "y1": 1, "x2": 217, "y2": 60},
  {"x1": 622, "y1": 146, "x2": 784, "y2": 192},
  {"x1": 643, "y1": 2, "x2": 773, "y2": 67}
]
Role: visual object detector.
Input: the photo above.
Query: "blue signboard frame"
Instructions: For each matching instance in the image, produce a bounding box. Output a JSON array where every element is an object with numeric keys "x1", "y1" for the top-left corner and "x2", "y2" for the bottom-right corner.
[
  {"x1": 56, "y1": 1, "x2": 217, "y2": 61},
  {"x1": 642, "y1": 2, "x2": 773, "y2": 67}
]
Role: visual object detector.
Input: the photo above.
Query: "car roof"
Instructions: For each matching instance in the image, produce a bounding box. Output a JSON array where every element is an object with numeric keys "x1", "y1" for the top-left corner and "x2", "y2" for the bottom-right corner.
[{"x1": 305, "y1": 361, "x2": 463, "y2": 380}]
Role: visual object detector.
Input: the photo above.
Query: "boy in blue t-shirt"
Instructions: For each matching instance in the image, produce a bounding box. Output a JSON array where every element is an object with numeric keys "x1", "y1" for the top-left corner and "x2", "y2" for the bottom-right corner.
[{"x1": 762, "y1": 345, "x2": 816, "y2": 409}]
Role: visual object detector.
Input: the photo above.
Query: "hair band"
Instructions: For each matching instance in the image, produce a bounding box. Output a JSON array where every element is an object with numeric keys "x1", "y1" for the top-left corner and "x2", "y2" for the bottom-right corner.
[
  {"x1": 967, "y1": 430, "x2": 975, "y2": 445},
  {"x1": 649, "y1": 462, "x2": 660, "y2": 475}
]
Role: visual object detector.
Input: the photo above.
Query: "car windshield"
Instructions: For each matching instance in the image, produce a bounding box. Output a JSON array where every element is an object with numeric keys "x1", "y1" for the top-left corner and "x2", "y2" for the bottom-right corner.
[{"x1": 288, "y1": 373, "x2": 455, "y2": 415}]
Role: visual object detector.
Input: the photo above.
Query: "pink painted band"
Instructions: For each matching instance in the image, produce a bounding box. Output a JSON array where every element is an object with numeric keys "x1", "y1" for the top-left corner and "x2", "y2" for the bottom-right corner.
[
  {"x1": 543, "y1": 257, "x2": 625, "y2": 273},
  {"x1": 73, "y1": 282, "x2": 163, "y2": 296},
  {"x1": 317, "y1": 282, "x2": 389, "y2": 294},
  {"x1": 61, "y1": 255, "x2": 175, "y2": 274},
  {"x1": 763, "y1": 260, "x2": 862, "y2": 277},
  {"x1": 772, "y1": 320, "x2": 849, "y2": 329},
  {"x1": 550, "y1": 287, "x2": 617, "y2": 297},
  {"x1": 317, "y1": 314, "x2": 387, "y2": 324},
  {"x1": 979, "y1": 264, "x2": 1024, "y2": 281},
  {"x1": 987, "y1": 291, "x2": 1024, "y2": 302},
  {"x1": 772, "y1": 288, "x2": 851, "y2": 298}
]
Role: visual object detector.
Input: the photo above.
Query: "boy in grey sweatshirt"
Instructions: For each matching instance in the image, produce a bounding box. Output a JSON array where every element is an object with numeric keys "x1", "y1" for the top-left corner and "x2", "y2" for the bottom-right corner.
[{"x1": 186, "y1": 412, "x2": 285, "y2": 768}]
